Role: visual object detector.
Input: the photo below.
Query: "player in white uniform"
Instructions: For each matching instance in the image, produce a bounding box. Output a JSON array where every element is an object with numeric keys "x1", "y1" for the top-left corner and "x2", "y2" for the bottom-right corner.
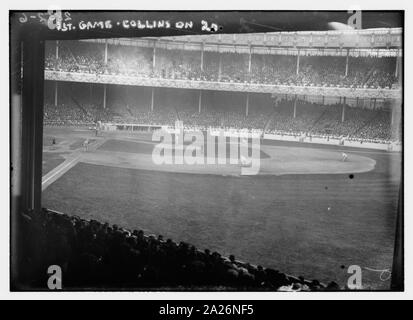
[
  {"x1": 341, "y1": 152, "x2": 348, "y2": 162},
  {"x1": 83, "y1": 138, "x2": 89, "y2": 151}
]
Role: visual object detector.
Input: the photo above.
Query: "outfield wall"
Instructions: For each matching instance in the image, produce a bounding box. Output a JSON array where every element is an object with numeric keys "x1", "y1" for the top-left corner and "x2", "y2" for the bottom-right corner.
[
  {"x1": 100, "y1": 122, "x2": 402, "y2": 152},
  {"x1": 263, "y1": 133, "x2": 402, "y2": 151}
]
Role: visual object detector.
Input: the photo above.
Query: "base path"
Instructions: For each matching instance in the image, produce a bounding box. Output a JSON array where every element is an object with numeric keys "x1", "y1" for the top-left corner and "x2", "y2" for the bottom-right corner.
[{"x1": 42, "y1": 139, "x2": 106, "y2": 190}]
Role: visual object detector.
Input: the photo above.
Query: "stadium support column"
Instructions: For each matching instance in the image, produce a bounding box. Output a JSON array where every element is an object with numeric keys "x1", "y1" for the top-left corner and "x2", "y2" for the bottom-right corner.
[
  {"x1": 103, "y1": 85, "x2": 107, "y2": 109},
  {"x1": 54, "y1": 82, "x2": 58, "y2": 107},
  {"x1": 151, "y1": 87, "x2": 155, "y2": 111},
  {"x1": 395, "y1": 56, "x2": 399, "y2": 78},
  {"x1": 293, "y1": 95, "x2": 297, "y2": 118},
  {"x1": 296, "y1": 52, "x2": 300, "y2": 75},
  {"x1": 125, "y1": 87, "x2": 129, "y2": 110},
  {"x1": 104, "y1": 40, "x2": 108, "y2": 65},
  {"x1": 396, "y1": 54, "x2": 402, "y2": 87},
  {"x1": 200, "y1": 43, "x2": 204, "y2": 72},
  {"x1": 218, "y1": 53, "x2": 222, "y2": 81},
  {"x1": 245, "y1": 93, "x2": 249, "y2": 116},
  {"x1": 391, "y1": 99, "x2": 401, "y2": 127},
  {"x1": 341, "y1": 97, "x2": 346, "y2": 123},
  {"x1": 152, "y1": 42, "x2": 157, "y2": 72},
  {"x1": 21, "y1": 37, "x2": 45, "y2": 213},
  {"x1": 391, "y1": 182, "x2": 403, "y2": 290},
  {"x1": 54, "y1": 42, "x2": 59, "y2": 106},
  {"x1": 248, "y1": 46, "x2": 252, "y2": 74},
  {"x1": 14, "y1": 36, "x2": 45, "y2": 284},
  {"x1": 345, "y1": 49, "x2": 349, "y2": 77},
  {"x1": 198, "y1": 90, "x2": 202, "y2": 113}
]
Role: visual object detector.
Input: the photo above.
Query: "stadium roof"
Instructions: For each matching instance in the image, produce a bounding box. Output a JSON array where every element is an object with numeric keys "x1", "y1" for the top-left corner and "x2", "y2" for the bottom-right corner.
[
  {"x1": 83, "y1": 28, "x2": 401, "y2": 51},
  {"x1": 143, "y1": 28, "x2": 402, "y2": 49}
]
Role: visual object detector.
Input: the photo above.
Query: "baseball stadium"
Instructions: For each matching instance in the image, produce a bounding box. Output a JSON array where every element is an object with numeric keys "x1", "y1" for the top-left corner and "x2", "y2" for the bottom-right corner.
[{"x1": 29, "y1": 27, "x2": 402, "y2": 290}]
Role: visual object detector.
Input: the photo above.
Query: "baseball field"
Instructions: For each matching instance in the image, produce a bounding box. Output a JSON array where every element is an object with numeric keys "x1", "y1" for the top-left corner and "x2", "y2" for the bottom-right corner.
[{"x1": 42, "y1": 127, "x2": 401, "y2": 289}]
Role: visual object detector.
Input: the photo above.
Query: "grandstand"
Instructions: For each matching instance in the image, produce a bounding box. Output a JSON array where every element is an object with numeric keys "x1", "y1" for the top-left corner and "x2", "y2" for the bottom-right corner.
[{"x1": 43, "y1": 29, "x2": 402, "y2": 146}]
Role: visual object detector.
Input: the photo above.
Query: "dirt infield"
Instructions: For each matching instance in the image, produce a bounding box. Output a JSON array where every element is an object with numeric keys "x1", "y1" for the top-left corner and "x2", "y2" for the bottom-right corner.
[
  {"x1": 44, "y1": 128, "x2": 377, "y2": 179},
  {"x1": 41, "y1": 127, "x2": 382, "y2": 178},
  {"x1": 85, "y1": 137, "x2": 376, "y2": 176}
]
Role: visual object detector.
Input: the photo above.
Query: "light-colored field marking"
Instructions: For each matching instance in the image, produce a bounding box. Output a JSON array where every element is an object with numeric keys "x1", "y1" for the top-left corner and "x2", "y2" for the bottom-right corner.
[
  {"x1": 337, "y1": 149, "x2": 401, "y2": 156},
  {"x1": 42, "y1": 139, "x2": 107, "y2": 190},
  {"x1": 42, "y1": 155, "x2": 81, "y2": 190}
]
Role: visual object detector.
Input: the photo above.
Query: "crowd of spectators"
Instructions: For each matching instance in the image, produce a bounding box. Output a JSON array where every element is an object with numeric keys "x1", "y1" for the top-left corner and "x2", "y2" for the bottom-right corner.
[
  {"x1": 44, "y1": 103, "x2": 114, "y2": 126},
  {"x1": 45, "y1": 41, "x2": 399, "y2": 89},
  {"x1": 266, "y1": 99, "x2": 397, "y2": 142},
  {"x1": 172, "y1": 104, "x2": 269, "y2": 130},
  {"x1": 19, "y1": 208, "x2": 340, "y2": 290},
  {"x1": 106, "y1": 45, "x2": 153, "y2": 77},
  {"x1": 43, "y1": 97, "x2": 399, "y2": 143},
  {"x1": 45, "y1": 41, "x2": 105, "y2": 74},
  {"x1": 44, "y1": 103, "x2": 95, "y2": 126}
]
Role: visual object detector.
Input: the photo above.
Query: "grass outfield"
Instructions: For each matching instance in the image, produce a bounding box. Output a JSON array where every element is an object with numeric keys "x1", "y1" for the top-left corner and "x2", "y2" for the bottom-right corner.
[
  {"x1": 42, "y1": 152, "x2": 66, "y2": 175},
  {"x1": 42, "y1": 144, "x2": 401, "y2": 289}
]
